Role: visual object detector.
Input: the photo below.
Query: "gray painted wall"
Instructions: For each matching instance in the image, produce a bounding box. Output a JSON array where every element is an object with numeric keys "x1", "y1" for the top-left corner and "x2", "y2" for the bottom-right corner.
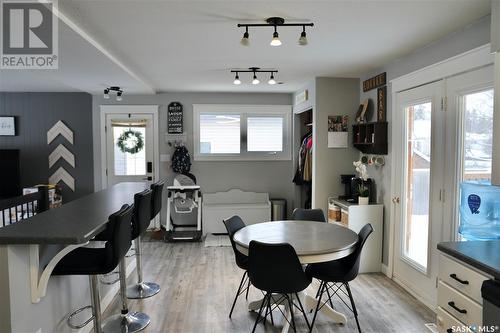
[
  {"x1": 0, "y1": 92, "x2": 94, "y2": 201},
  {"x1": 313, "y1": 78, "x2": 360, "y2": 213},
  {"x1": 359, "y1": 15, "x2": 491, "y2": 264},
  {"x1": 92, "y1": 92, "x2": 296, "y2": 219}
]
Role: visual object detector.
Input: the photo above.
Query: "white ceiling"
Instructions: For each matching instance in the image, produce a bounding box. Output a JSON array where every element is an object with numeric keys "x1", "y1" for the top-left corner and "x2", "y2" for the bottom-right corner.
[{"x1": 0, "y1": 0, "x2": 491, "y2": 94}]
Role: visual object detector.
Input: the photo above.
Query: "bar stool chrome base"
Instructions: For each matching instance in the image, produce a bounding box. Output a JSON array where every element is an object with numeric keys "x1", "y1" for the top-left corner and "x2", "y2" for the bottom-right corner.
[
  {"x1": 102, "y1": 311, "x2": 150, "y2": 333},
  {"x1": 126, "y1": 281, "x2": 160, "y2": 299}
]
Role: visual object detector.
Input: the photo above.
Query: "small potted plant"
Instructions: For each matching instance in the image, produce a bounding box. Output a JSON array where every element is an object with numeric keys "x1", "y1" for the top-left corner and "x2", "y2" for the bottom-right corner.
[{"x1": 353, "y1": 160, "x2": 370, "y2": 205}]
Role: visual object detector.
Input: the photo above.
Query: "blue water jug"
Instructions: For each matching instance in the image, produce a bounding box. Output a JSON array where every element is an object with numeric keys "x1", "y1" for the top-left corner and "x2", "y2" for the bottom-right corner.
[{"x1": 459, "y1": 181, "x2": 500, "y2": 240}]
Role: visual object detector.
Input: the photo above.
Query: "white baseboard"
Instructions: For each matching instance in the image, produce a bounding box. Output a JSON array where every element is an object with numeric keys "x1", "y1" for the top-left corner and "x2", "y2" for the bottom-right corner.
[
  {"x1": 381, "y1": 264, "x2": 390, "y2": 277},
  {"x1": 392, "y1": 274, "x2": 437, "y2": 313},
  {"x1": 78, "y1": 258, "x2": 137, "y2": 333}
]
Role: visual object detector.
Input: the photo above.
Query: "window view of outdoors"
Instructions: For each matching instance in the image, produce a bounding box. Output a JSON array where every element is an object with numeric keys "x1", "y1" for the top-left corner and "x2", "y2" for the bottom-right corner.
[
  {"x1": 462, "y1": 89, "x2": 494, "y2": 182},
  {"x1": 404, "y1": 102, "x2": 432, "y2": 269},
  {"x1": 113, "y1": 126, "x2": 146, "y2": 176}
]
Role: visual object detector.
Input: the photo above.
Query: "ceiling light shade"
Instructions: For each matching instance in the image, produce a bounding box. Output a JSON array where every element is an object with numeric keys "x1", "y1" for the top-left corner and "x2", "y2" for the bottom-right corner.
[
  {"x1": 116, "y1": 91, "x2": 123, "y2": 101},
  {"x1": 270, "y1": 31, "x2": 282, "y2": 46},
  {"x1": 103, "y1": 89, "x2": 110, "y2": 99},
  {"x1": 240, "y1": 30, "x2": 249, "y2": 46},
  {"x1": 268, "y1": 74, "x2": 276, "y2": 85},
  {"x1": 233, "y1": 74, "x2": 241, "y2": 85},
  {"x1": 252, "y1": 74, "x2": 260, "y2": 85},
  {"x1": 298, "y1": 30, "x2": 308, "y2": 46}
]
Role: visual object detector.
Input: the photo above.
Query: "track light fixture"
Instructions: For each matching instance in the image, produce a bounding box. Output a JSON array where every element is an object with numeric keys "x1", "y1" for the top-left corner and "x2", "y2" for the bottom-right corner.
[
  {"x1": 231, "y1": 67, "x2": 278, "y2": 85},
  {"x1": 238, "y1": 17, "x2": 314, "y2": 46},
  {"x1": 103, "y1": 86, "x2": 123, "y2": 101}
]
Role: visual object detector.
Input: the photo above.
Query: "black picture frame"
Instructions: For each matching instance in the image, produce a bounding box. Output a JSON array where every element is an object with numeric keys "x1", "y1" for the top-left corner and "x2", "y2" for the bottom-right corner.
[{"x1": 0, "y1": 116, "x2": 16, "y2": 136}]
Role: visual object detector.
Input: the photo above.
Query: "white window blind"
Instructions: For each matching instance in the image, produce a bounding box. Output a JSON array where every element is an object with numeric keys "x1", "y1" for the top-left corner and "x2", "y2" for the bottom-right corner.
[
  {"x1": 193, "y1": 104, "x2": 291, "y2": 161},
  {"x1": 247, "y1": 117, "x2": 283, "y2": 152},
  {"x1": 200, "y1": 114, "x2": 240, "y2": 154}
]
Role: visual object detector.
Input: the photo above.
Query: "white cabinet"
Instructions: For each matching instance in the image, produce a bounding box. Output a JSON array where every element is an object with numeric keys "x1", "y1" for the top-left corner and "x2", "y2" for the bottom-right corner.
[{"x1": 330, "y1": 199, "x2": 383, "y2": 273}]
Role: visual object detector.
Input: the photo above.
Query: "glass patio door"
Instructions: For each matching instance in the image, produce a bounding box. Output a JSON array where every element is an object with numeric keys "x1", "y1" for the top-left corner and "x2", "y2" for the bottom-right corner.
[{"x1": 393, "y1": 81, "x2": 445, "y2": 307}]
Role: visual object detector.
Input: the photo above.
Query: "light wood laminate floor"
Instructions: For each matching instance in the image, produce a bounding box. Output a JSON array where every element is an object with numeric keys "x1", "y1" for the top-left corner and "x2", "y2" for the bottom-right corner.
[{"x1": 103, "y1": 239, "x2": 434, "y2": 333}]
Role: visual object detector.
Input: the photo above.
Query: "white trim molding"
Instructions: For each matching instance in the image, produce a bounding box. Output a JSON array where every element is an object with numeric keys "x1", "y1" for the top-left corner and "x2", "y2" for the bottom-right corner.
[{"x1": 391, "y1": 44, "x2": 494, "y2": 93}]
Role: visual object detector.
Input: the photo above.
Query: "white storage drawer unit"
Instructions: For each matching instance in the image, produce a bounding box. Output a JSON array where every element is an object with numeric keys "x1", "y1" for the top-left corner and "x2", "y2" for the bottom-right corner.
[
  {"x1": 202, "y1": 189, "x2": 271, "y2": 235},
  {"x1": 436, "y1": 253, "x2": 491, "y2": 333}
]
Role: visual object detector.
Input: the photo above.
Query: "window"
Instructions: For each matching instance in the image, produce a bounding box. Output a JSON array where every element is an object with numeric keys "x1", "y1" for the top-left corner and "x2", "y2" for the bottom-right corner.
[
  {"x1": 113, "y1": 126, "x2": 146, "y2": 176},
  {"x1": 193, "y1": 104, "x2": 291, "y2": 161}
]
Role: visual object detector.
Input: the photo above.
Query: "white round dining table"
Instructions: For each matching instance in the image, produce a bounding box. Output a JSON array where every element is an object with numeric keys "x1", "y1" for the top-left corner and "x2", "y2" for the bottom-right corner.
[{"x1": 233, "y1": 221, "x2": 359, "y2": 332}]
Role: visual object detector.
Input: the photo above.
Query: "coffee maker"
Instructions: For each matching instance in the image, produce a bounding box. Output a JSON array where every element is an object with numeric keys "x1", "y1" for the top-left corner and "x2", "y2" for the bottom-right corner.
[{"x1": 339, "y1": 174, "x2": 375, "y2": 203}]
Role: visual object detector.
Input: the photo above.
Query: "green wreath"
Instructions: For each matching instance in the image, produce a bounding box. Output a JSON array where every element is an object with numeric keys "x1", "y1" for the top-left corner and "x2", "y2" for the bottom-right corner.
[{"x1": 117, "y1": 130, "x2": 144, "y2": 154}]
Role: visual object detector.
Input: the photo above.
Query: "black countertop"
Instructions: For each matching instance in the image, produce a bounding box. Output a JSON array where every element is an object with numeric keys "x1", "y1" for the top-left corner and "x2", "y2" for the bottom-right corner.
[
  {"x1": 0, "y1": 182, "x2": 149, "y2": 245},
  {"x1": 438, "y1": 240, "x2": 500, "y2": 280}
]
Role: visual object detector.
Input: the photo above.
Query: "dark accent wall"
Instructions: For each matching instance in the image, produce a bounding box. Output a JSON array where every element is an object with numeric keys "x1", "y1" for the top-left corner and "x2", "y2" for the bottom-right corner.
[{"x1": 0, "y1": 92, "x2": 94, "y2": 201}]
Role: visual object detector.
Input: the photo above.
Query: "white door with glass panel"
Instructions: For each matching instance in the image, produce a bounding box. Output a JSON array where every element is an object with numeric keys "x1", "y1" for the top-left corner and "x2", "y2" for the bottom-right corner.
[
  {"x1": 444, "y1": 66, "x2": 494, "y2": 241},
  {"x1": 106, "y1": 114, "x2": 154, "y2": 186},
  {"x1": 393, "y1": 81, "x2": 445, "y2": 307}
]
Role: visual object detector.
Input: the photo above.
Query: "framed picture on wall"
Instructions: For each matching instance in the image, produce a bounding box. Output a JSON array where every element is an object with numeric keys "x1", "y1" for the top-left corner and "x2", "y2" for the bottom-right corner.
[{"x1": 0, "y1": 117, "x2": 16, "y2": 136}]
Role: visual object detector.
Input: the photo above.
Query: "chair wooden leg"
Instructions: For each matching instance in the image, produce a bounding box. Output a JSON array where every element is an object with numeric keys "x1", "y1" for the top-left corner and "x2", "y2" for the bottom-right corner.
[
  {"x1": 345, "y1": 283, "x2": 362, "y2": 333},
  {"x1": 251, "y1": 293, "x2": 268, "y2": 333},
  {"x1": 229, "y1": 271, "x2": 247, "y2": 318}
]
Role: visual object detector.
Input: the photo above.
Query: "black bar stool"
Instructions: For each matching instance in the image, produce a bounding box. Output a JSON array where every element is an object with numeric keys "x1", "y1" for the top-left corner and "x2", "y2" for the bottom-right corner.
[
  {"x1": 126, "y1": 189, "x2": 160, "y2": 299},
  {"x1": 52, "y1": 205, "x2": 134, "y2": 333}
]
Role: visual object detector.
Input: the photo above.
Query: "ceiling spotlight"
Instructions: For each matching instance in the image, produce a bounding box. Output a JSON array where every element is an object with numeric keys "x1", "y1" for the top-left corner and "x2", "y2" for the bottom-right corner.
[
  {"x1": 298, "y1": 26, "x2": 308, "y2": 45},
  {"x1": 240, "y1": 27, "x2": 249, "y2": 46},
  {"x1": 268, "y1": 73, "x2": 276, "y2": 85},
  {"x1": 116, "y1": 91, "x2": 123, "y2": 101},
  {"x1": 103, "y1": 88, "x2": 110, "y2": 99},
  {"x1": 270, "y1": 29, "x2": 282, "y2": 46},
  {"x1": 233, "y1": 73, "x2": 241, "y2": 85},
  {"x1": 252, "y1": 73, "x2": 260, "y2": 85},
  {"x1": 104, "y1": 86, "x2": 123, "y2": 101}
]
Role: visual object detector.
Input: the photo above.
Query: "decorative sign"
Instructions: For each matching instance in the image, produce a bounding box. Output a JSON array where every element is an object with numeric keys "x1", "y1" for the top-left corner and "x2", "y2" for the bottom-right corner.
[
  {"x1": 377, "y1": 86, "x2": 387, "y2": 122},
  {"x1": 0, "y1": 116, "x2": 15, "y2": 136},
  {"x1": 167, "y1": 102, "x2": 183, "y2": 134},
  {"x1": 295, "y1": 90, "x2": 308, "y2": 105},
  {"x1": 363, "y1": 72, "x2": 386, "y2": 92},
  {"x1": 47, "y1": 120, "x2": 75, "y2": 191}
]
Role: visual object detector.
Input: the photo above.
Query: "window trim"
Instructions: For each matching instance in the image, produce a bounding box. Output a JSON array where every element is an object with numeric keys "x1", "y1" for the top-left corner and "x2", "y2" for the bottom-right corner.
[{"x1": 193, "y1": 104, "x2": 292, "y2": 161}]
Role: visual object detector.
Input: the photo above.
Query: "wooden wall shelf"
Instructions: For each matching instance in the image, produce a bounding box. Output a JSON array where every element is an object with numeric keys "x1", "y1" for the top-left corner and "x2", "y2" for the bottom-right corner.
[{"x1": 352, "y1": 122, "x2": 388, "y2": 155}]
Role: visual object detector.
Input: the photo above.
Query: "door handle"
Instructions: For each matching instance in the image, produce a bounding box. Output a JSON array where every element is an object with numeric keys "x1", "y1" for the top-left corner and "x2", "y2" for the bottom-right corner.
[
  {"x1": 147, "y1": 162, "x2": 153, "y2": 173},
  {"x1": 142, "y1": 176, "x2": 153, "y2": 181}
]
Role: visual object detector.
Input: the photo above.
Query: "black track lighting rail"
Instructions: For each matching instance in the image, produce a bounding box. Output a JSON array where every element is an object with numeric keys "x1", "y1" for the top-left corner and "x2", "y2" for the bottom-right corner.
[
  {"x1": 237, "y1": 17, "x2": 314, "y2": 28},
  {"x1": 230, "y1": 68, "x2": 278, "y2": 74}
]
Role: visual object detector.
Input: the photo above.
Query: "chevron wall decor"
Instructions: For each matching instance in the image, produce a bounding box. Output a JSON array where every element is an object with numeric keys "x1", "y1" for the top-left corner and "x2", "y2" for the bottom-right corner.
[
  {"x1": 47, "y1": 120, "x2": 74, "y2": 145},
  {"x1": 47, "y1": 120, "x2": 75, "y2": 191},
  {"x1": 48, "y1": 144, "x2": 75, "y2": 168},
  {"x1": 49, "y1": 167, "x2": 75, "y2": 191}
]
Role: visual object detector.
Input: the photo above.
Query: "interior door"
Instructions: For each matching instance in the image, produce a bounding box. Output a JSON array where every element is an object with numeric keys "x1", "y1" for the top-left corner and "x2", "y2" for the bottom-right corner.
[
  {"x1": 393, "y1": 81, "x2": 445, "y2": 307},
  {"x1": 444, "y1": 66, "x2": 494, "y2": 241},
  {"x1": 106, "y1": 114, "x2": 154, "y2": 187}
]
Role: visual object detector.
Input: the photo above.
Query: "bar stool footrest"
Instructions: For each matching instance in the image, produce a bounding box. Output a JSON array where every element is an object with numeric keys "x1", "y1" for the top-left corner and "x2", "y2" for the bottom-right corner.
[{"x1": 67, "y1": 305, "x2": 94, "y2": 329}]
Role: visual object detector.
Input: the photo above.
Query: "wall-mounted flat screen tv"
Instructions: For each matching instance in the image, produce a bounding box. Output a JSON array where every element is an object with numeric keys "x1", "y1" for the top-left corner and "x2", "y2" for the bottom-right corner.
[{"x1": 0, "y1": 149, "x2": 21, "y2": 199}]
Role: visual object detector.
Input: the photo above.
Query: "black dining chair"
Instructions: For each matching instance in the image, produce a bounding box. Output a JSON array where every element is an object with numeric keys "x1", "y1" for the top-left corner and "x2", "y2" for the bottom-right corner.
[
  {"x1": 305, "y1": 223, "x2": 373, "y2": 333},
  {"x1": 248, "y1": 240, "x2": 311, "y2": 333},
  {"x1": 291, "y1": 208, "x2": 326, "y2": 222},
  {"x1": 223, "y1": 215, "x2": 251, "y2": 318}
]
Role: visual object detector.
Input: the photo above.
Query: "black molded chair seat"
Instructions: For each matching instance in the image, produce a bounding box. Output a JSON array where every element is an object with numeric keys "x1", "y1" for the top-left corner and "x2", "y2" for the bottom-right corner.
[
  {"x1": 291, "y1": 208, "x2": 326, "y2": 222},
  {"x1": 306, "y1": 256, "x2": 357, "y2": 283},
  {"x1": 150, "y1": 180, "x2": 165, "y2": 220},
  {"x1": 53, "y1": 247, "x2": 114, "y2": 276},
  {"x1": 132, "y1": 189, "x2": 152, "y2": 240}
]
